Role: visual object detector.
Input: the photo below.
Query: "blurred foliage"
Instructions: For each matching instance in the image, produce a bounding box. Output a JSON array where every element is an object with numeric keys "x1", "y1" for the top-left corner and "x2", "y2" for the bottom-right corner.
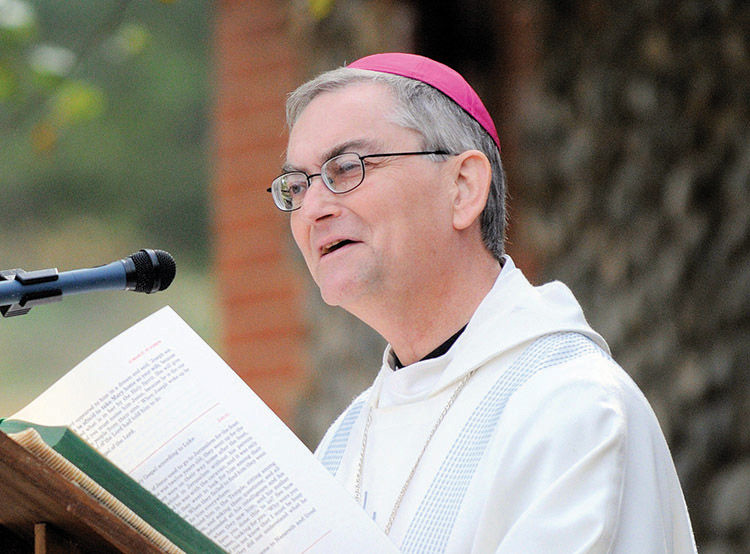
[
  {"x1": 0, "y1": 0, "x2": 212, "y2": 264},
  {"x1": 308, "y1": 0, "x2": 336, "y2": 20},
  {"x1": 0, "y1": 0, "x2": 215, "y2": 416}
]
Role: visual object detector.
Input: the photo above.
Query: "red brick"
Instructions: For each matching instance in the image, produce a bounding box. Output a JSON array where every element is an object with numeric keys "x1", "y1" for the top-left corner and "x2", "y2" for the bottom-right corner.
[
  {"x1": 225, "y1": 293, "x2": 307, "y2": 338},
  {"x1": 241, "y1": 372, "x2": 309, "y2": 425},
  {"x1": 213, "y1": 116, "x2": 288, "y2": 159},
  {"x1": 218, "y1": 256, "x2": 299, "y2": 299},
  {"x1": 215, "y1": 39, "x2": 297, "y2": 87},
  {"x1": 213, "y1": 0, "x2": 307, "y2": 421},
  {"x1": 217, "y1": 267, "x2": 302, "y2": 309},
  {"x1": 213, "y1": 187, "x2": 283, "y2": 228},
  {"x1": 216, "y1": 1, "x2": 289, "y2": 35},
  {"x1": 225, "y1": 332, "x2": 306, "y2": 378},
  {"x1": 213, "y1": 220, "x2": 295, "y2": 267},
  {"x1": 213, "y1": 150, "x2": 289, "y2": 197}
]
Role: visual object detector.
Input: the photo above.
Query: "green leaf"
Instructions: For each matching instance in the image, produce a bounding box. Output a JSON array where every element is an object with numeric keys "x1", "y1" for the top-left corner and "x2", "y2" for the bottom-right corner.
[
  {"x1": 0, "y1": 63, "x2": 18, "y2": 99},
  {"x1": 308, "y1": 0, "x2": 335, "y2": 20},
  {"x1": 49, "y1": 80, "x2": 105, "y2": 126},
  {"x1": 110, "y1": 23, "x2": 150, "y2": 59}
]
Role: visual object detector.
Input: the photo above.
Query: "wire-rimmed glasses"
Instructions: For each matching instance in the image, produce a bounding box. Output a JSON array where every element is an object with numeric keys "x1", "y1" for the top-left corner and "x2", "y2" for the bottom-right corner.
[{"x1": 267, "y1": 150, "x2": 449, "y2": 212}]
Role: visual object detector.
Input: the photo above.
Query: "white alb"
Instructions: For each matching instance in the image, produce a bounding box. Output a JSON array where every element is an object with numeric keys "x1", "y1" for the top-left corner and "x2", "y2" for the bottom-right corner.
[{"x1": 316, "y1": 256, "x2": 697, "y2": 553}]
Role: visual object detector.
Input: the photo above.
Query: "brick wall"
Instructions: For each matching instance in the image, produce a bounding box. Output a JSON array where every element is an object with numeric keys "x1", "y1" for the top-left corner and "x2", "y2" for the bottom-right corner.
[{"x1": 212, "y1": 0, "x2": 306, "y2": 423}]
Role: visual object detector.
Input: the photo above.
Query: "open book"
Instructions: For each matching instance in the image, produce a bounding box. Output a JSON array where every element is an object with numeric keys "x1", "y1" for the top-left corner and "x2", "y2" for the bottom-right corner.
[{"x1": 1, "y1": 307, "x2": 396, "y2": 553}]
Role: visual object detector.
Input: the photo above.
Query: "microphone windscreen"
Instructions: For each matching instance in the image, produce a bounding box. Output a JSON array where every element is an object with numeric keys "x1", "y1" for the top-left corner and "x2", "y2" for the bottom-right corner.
[
  {"x1": 129, "y1": 249, "x2": 176, "y2": 293},
  {"x1": 154, "y1": 249, "x2": 176, "y2": 291}
]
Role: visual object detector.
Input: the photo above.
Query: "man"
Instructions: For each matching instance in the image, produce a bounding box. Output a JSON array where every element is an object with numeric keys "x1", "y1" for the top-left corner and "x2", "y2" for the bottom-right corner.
[{"x1": 268, "y1": 53, "x2": 696, "y2": 553}]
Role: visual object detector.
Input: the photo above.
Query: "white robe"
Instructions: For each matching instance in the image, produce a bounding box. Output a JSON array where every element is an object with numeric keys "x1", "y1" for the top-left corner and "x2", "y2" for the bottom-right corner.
[{"x1": 316, "y1": 256, "x2": 696, "y2": 553}]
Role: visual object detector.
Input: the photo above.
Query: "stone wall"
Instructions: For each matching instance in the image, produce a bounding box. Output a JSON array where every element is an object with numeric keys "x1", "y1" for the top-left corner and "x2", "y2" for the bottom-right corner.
[{"x1": 517, "y1": 2, "x2": 749, "y2": 551}]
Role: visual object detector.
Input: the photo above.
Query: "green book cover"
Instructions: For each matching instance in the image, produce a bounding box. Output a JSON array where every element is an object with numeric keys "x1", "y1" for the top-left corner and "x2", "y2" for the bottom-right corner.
[{"x1": 0, "y1": 419, "x2": 225, "y2": 554}]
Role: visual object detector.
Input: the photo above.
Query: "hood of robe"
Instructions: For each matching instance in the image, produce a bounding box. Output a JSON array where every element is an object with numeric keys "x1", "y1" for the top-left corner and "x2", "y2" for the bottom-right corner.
[{"x1": 381, "y1": 256, "x2": 609, "y2": 395}]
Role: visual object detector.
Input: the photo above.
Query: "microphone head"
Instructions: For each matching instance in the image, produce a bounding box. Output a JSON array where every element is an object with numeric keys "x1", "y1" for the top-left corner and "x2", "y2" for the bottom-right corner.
[{"x1": 129, "y1": 249, "x2": 176, "y2": 293}]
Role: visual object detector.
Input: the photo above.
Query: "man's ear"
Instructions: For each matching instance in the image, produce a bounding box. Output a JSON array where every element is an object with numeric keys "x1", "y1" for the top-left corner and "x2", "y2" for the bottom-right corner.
[{"x1": 451, "y1": 150, "x2": 492, "y2": 231}]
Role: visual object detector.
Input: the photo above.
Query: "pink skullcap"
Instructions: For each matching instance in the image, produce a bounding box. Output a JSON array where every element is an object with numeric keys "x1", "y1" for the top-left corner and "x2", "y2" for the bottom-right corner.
[{"x1": 348, "y1": 52, "x2": 500, "y2": 151}]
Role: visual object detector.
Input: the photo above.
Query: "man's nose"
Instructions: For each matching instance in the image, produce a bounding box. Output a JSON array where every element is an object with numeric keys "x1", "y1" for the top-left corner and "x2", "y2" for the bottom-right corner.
[{"x1": 298, "y1": 174, "x2": 340, "y2": 220}]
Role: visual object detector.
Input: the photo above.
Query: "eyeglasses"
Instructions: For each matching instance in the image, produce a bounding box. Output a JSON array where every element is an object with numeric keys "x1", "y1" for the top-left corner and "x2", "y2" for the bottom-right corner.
[{"x1": 267, "y1": 150, "x2": 449, "y2": 212}]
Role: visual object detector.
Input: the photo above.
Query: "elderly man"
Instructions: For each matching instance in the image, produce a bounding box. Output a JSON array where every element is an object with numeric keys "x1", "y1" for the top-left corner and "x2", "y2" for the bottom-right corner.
[{"x1": 268, "y1": 53, "x2": 696, "y2": 553}]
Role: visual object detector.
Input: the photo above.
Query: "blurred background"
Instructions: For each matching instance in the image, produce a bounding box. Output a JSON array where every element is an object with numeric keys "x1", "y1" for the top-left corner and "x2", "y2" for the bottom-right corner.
[
  {"x1": 0, "y1": 0, "x2": 216, "y2": 411},
  {"x1": 1, "y1": 1, "x2": 748, "y2": 552}
]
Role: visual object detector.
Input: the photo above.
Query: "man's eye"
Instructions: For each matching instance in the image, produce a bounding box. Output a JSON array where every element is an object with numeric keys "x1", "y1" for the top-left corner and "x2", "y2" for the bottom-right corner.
[
  {"x1": 287, "y1": 183, "x2": 306, "y2": 196},
  {"x1": 280, "y1": 173, "x2": 307, "y2": 195},
  {"x1": 330, "y1": 161, "x2": 359, "y2": 177}
]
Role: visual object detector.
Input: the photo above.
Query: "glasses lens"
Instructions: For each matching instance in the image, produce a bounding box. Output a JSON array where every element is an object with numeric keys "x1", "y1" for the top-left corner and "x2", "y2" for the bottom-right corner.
[
  {"x1": 272, "y1": 173, "x2": 308, "y2": 211},
  {"x1": 322, "y1": 153, "x2": 364, "y2": 193}
]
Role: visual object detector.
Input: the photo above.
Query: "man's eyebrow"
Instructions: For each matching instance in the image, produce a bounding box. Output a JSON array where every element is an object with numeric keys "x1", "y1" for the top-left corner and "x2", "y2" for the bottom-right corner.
[
  {"x1": 281, "y1": 139, "x2": 377, "y2": 173},
  {"x1": 281, "y1": 160, "x2": 298, "y2": 173},
  {"x1": 321, "y1": 139, "x2": 373, "y2": 161}
]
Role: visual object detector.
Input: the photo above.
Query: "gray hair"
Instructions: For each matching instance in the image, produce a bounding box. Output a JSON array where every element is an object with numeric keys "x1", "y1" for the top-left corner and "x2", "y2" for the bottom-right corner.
[{"x1": 286, "y1": 67, "x2": 506, "y2": 260}]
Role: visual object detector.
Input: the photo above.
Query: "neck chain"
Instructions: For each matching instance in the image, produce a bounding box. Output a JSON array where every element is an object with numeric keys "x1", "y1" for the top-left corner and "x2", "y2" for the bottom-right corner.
[{"x1": 354, "y1": 368, "x2": 478, "y2": 535}]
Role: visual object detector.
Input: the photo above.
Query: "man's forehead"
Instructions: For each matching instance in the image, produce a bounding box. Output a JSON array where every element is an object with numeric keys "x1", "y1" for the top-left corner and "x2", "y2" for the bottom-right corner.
[
  {"x1": 297, "y1": 80, "x2": 394, "y2": 120},
  {"x1": 282, "y1": 138, "x2": 381, "y2": 173},
  {"x1": 282, "y1": 82, "x2": 409, "y2": 171}
]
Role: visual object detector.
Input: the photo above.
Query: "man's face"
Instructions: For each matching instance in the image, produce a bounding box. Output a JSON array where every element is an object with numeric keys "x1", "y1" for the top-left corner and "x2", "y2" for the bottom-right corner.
[{"x1": 286, "y1": 82, "x2": 455, "y2": 315}]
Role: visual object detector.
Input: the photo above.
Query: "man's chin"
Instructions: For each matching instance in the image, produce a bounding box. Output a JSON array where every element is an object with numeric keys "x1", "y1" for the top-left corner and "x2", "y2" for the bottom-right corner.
[
  {"x1": 319, "y1": 285, "x2": 353, "y2": 308},
  {"x1": 314, "y1": 258, "x2": 382, "y2": 309},
  {"x1": 317, "y1": 277, "x2": 367, "y2": 309}
]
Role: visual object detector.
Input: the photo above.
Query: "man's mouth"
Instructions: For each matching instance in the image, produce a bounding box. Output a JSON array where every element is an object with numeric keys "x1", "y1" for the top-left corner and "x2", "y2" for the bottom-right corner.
[{"x1": 322, "y1": 239, "x2": 356, "y2": 255}]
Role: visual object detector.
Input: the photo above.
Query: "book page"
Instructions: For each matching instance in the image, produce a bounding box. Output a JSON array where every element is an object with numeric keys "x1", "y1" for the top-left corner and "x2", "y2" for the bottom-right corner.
[{"x1": 12, "y1": 307, "x2": 396, "y2": 553}]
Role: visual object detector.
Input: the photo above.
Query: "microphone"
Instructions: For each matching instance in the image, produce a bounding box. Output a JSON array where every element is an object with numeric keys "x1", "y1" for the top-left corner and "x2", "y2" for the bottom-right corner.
[{"x1": 0, "y1": 249, "x2": 176, "y2": 317}]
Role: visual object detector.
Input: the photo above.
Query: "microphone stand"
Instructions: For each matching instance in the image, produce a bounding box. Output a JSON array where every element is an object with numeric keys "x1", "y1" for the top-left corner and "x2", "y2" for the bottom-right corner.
[{"x1": 0, "y1": 267, "x2": 61, "y2": 317}]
